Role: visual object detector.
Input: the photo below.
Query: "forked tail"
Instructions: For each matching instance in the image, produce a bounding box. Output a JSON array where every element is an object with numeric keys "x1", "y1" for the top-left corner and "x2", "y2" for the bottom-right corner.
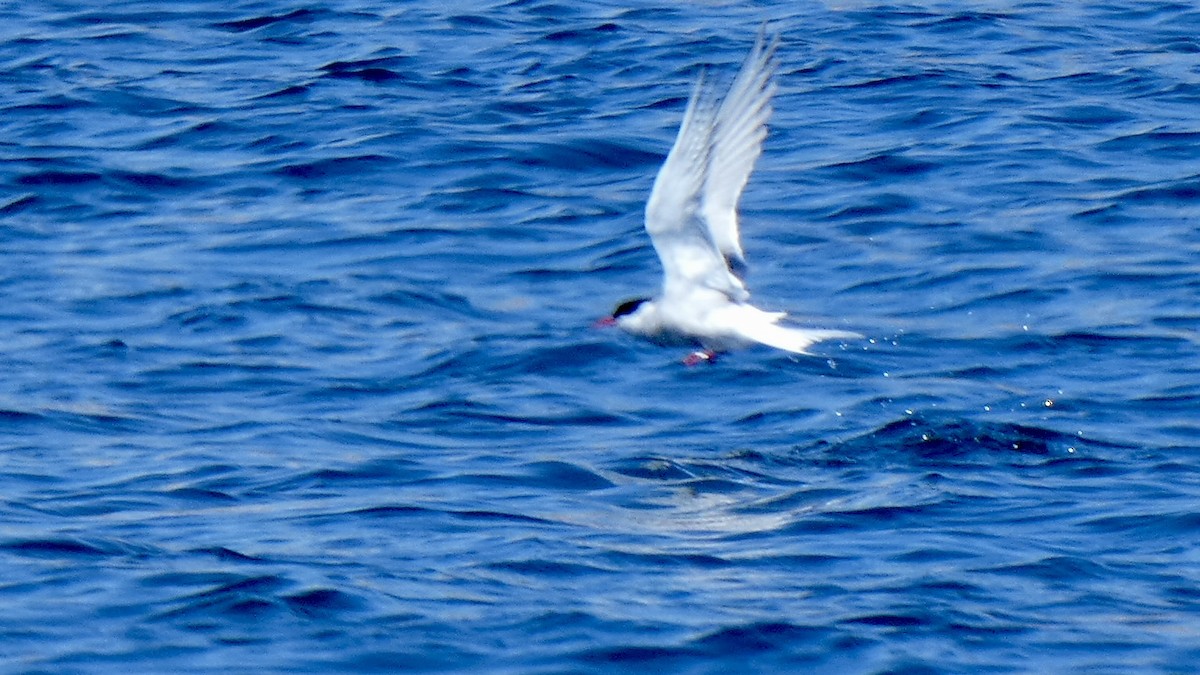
[{"x1": 737, "y1": 321, "x2": 861, "y2": 355}]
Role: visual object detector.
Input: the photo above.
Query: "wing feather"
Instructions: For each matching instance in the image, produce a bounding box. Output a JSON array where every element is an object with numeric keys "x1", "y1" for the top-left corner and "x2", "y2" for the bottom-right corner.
[
  {"x1": 644, "y1": 71, "x2": 748, "y2": 302},
  {"x1": 701, "y1": 30, "x2": 779, "y2": 264},
  {"x1": 643, "y1": 30, "x2": 781, "y2": 304}
]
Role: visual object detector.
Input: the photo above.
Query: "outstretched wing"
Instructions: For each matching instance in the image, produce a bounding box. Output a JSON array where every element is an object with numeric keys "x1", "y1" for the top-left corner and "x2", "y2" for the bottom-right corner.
[
  {"x1": 701, "y1": 29, "x2": 779, "y2": 265},
  {"x1": 644, "y1": 71, "x2": 749, "y2": 303}
]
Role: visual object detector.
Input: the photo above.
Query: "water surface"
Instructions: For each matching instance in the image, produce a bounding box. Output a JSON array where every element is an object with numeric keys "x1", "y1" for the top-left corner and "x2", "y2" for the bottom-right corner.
[{"x1": 2, "y1": 1, "x2": 1200, "y2": 672}]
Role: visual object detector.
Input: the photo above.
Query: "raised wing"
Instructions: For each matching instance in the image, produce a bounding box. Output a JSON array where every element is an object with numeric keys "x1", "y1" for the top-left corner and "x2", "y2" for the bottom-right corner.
[
  {"x1": 644, "y1": 63, "x2": 749, "y2": 303},
  {"x1": 701, "y1": 30, "x2": 779, "y2": 265}
]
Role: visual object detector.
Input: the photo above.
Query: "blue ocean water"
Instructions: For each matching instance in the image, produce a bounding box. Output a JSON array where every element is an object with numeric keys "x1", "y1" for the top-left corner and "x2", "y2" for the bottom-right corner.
[{"x1": 3, "y1": 0, "x2": 1200, "y2": 671}]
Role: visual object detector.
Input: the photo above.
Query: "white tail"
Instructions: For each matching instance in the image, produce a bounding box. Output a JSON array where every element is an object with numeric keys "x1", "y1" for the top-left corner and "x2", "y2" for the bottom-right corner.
[{"x1": 736, "y1": 321, "x2": 861, "y2": 355}]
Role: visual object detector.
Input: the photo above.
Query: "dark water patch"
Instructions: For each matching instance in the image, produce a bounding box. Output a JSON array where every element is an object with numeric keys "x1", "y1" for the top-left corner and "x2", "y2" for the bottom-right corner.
[
  {"x1": 981, "y1": 555, "x2": 1109, "y2": 583},
  {"x1": 1029, "y1": 104, "x2": 1134, "y2": 126},
  {"x1": 0, "y1": 408, "x2": 44, "y2": 422},
  {"x1": 283, "y1": 588, "x2": 364, "y2": 618},
  {"x1": 600, "y1": 550, "x2": 731, "y2": 569},
  {"x1": 1072, "y1": 200, "x2": 1127, "y2": 223},
  {"x1": 676, "y1": 477, "x2": 755, "y2": 496},
  {"x1": 42, "y1": 406, "x2": 142, "y2": 434},
  {"x1": 265, "y1": 459, "x2": 433, "y2": 494},
  {"x1": 4, "y1": 93, "x2": 94, "y2": 113},
  {"x1": 188, "y1": 547, "x2": 269, "y2": 563},
  {"x1": 607, "y1": 457, "x2": 695, "y2": 481},
  {"x1": 275, "y1": 153, "x2": 394, "y2": 180},
  {"x1": 0, "y1": 193, "x2": 39, "y2": 215},
  {"x1": 735, "y1": 553, "x2": 848, "y2": 570},
  {"x1": 109, "y1": 170, "x2": 201, "y2": 191},
  {"x1": 256, "y1": 83, "x2": 312, "y2": 100},
  {"x1": 824, "y1": 502, "x2": 947, "y2": 526},
  {"x1": 16, "y1": 170, "x2": 104, "y2": 186},
  {"x1": 403, "y1": 368, "x2": 628, "y2": 426},
  {"x1": 171, "y1": 306, "x2": 239, "y2": 330},
  {"x1": 1097, "y1": 130, "x2": 1200, "y2": 160},
  {"x1": 544, "y1": 22, "x2": 622, "y2": 44},
  {"x1": 213, "y1": 9, "x2": 321, "y2": 32},
  {"x1": 486, "y1": 558, "x2": 613, "y2": 578},
  {"x1": 444, "y1": 168, "x2": 531, "y2": 193},
  {"x1": 1165, "y1": 585, "x2": 1200, "y2": 607},
  {"x1": 1038, "y1": 70, "x2": 1140, "y2": 93},
  {"x1": 1161, "y1": 37, "x2": 1200, "y2": 54},
  {"x1": 813, "y1": 416, "x2": 1093, "y2": 468},
  {"x1": 1134, "y1": 391, "x2": 1200, "y2": 414},
  {"x1": 734, "y1": 406, "x2": 823, "y2": 429},
  {"x1": 1116, "y1": 178, "x2": 1200, "y2": 204},
  {"x1": 732, "y1": 486, "x2": 855, "y2": 515},
  {"x1": 483, "y1": 340, "x2": 637, "y2": 379},
  {"x1": 337, "y1": 504, "x2": 432, "y2": 521},
  {"x1": 522, "y1": 460, "x2": 615, "y2": 491},
  {"x1": 320, "y1": 55, "x2": 411, "y2": 84},
  {"x1": 1081, "y1": 511, "x2": 1200, "y2": 538},
  {"x1": 92, "y1": 89, "x2": 202, "y2": 118},
  {"x1": 374, "y1": 285, "x2": 482, "y2": 320},
  {"x1": 513, "y1": 138, "x2": 662, "y2": 171},
  {"x1": 332, "y1": 648, "x2": 487, "y2": 673},
  {"x1": 578, "y1": 644, "x2": 690, "y2": 667},
  {"x1": 826, "y1": 193, "x2": 919, "y2": 221},
  {"x1": 839, "y1": 71, "x2": 952, "y2": 92},
  {"x1": 157, "y1": 592, "x2": 287, "y2": 621},
  {"x1": 694, "y1": 621, "x2": 830, "y2": 655},
  {"x1": 1, "y1": 538, "x2": 123, "y2": 559},
  {"x1": 164, "y1": 486, "x2": 237, "y2": 502},
  {"x1": 923, "y1": 284, "x2": 1063, "y2": 316},
  {"x1": 447, "y1": 14, "x2": 509, "y2": 30},
  {"x1": 882, "y1": 106, "x2": 952, "y2": 131},
  {"x1": 455, "y1": 509, "x2": 561, "y2": 526},
  {"x1": 135, "y1": 119, "x2": 245, "y2": 151},
  {"x1": 919, "y1": 11, "x2": 1012, "y2": 31},
  {"x1": 1037, "y1": 456, "x2": 1129, "y2": 479},
  {"x1": 141, "y1": 570, "x2": 252, "y2": 590},
  {"x1": 430, "y1": 186, "x2": 537, "y2": 214},
  {"x1": 1044, "y1": 332, "x2": 1188, "y2": 355},
  {"x1": 329, "y1": 503, "x2": 562, "y2": 528},
  {"x1": 639, "y1": 93, "x2": 691, "y2": 113},
  {"x1": 434, "y1": 65, "x2": 488, "y2": 91},
  {"x1": 842, "y1": 613, "x2": 929, "y2": 628},
  {"x1": 822, "y1": 152, "x2": 937, "y2": 181},
  {"x1": 52, "y1": 8, "x2": 195, "y2": 28}
]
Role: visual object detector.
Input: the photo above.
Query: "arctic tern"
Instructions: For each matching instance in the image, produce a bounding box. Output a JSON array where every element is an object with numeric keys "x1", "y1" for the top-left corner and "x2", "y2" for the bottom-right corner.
[{"x1": 599, "y1": 31, "x2": 860, "y2": 364}]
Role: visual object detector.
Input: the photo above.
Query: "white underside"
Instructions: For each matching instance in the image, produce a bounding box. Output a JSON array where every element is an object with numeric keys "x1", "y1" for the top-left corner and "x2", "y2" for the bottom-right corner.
[{"x1": 617, "y1": 294, "x2": 859, "y2": 354}]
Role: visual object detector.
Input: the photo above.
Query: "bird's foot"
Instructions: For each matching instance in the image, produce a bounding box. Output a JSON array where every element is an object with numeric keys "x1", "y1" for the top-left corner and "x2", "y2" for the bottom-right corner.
[{"x1": 682, "y1": 350, "x2": 718, "y2": 366}]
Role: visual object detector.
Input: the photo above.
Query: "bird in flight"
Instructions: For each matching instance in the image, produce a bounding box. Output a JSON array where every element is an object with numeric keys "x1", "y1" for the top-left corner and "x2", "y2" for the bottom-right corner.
[{"x1": 599, "y1": 30, "x2": 860, "y2": 364}]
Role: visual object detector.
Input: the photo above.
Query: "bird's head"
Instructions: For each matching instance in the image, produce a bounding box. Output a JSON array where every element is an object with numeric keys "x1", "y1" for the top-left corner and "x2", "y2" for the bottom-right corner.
[{"x1": 594, "y1": 297, "x2": 650, "y2": 328}]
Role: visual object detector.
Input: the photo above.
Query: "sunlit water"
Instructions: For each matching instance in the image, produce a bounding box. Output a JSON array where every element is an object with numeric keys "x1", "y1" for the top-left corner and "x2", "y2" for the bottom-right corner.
[{"x1": 2, "y1": 1, "x2": 1199, "y2": 671}]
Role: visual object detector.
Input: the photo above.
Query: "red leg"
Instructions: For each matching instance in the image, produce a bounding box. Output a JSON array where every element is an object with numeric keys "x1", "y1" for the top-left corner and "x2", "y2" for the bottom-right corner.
[{"x1": 682, "y1": 349, "x2": 717, "y2": 366}]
